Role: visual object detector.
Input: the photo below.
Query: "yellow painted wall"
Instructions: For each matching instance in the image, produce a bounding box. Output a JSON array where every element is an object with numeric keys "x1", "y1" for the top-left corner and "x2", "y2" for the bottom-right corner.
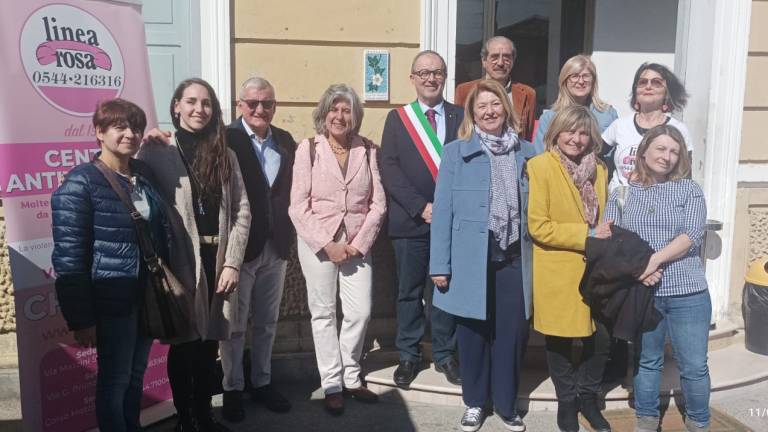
[
  {"x1": 741, "y1": 1, "x2": 768, "y2": 161},
  {"x1": 232, "y1": 0, "x2": 421, "y2": 142}
]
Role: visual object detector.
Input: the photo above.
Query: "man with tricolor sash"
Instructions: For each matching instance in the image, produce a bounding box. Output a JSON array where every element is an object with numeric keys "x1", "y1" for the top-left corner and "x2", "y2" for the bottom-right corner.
[{"x1": 380, "y1": 50, "x2": 464, "y2": 388}]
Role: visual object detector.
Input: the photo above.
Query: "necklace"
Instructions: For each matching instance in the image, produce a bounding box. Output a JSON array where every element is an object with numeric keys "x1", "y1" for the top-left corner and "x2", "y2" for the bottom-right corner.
[
  {"x1": 175, "y1": 136, "x2": 207, "y2": 216},
  {"x1": 329, "y1": 142, "x2": 350, "y2": 155}
]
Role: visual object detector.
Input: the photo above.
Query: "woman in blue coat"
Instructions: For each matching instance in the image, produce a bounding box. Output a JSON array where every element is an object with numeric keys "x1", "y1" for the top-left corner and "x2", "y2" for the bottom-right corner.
[
  {"x1": 52, "y1": 99, "x2": 173, "y2": 432},
  {"x1": 430, "y1": 79, "x2": 543, "y2": 432}
]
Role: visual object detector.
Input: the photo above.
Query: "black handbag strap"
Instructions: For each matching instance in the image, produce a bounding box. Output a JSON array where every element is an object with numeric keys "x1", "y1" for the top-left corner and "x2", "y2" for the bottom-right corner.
[{"x1": 93, "y1": 158, "x2": 162, "y2": 273}]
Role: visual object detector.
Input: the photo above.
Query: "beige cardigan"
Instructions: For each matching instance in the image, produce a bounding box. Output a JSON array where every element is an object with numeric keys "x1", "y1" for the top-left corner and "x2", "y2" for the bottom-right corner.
[{"x1": 138, "y1": 136, "x2": 251, "y2": 343}]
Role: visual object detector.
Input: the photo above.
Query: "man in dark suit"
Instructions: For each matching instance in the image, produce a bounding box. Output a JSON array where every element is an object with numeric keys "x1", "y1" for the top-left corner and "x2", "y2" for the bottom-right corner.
[
  {"x1": 381, "y1": 51, "x2": 463, "y2": 387},
  {"x1": 219, "y1": 77, "x2": 297, "y2": 422}
]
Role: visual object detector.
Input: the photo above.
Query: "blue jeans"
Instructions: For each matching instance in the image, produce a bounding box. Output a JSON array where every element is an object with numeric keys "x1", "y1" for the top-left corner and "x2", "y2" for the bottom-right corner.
[
  {"x1": 633, "y1": 290, "x2": 711, "y2": 427},
  {"x1": 95, "y1": 308, "x2": 153, "y2": 432}
]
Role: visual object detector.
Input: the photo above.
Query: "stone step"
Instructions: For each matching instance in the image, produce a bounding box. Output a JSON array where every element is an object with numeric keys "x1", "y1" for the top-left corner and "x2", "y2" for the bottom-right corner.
[{"x1": 364, "y1": 343, "x2": 768, "y2": 410}]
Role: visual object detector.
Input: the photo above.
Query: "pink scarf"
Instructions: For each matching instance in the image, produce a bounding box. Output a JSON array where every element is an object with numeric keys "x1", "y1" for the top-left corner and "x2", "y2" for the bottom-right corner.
[{"x1": 553, "y1": 147, "x2": 599, "y2": 226}]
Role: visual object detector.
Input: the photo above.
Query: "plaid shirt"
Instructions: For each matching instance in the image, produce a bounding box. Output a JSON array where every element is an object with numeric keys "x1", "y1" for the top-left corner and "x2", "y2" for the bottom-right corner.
[{"x1": 603, "y1": 179, "x2": 708, "y2": 297}]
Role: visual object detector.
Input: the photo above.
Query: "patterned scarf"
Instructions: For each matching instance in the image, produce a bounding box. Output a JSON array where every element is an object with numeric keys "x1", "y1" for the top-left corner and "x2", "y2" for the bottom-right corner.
[
  {"x1": 553, "y1": 146, "x2": 599, "y2": 226},
  {"x1": 475, "y1": 125, "x2": 520, "y2": 250}
]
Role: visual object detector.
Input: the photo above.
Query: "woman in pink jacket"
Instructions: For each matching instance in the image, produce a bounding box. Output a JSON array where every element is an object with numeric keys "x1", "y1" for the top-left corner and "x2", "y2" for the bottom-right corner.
[{"x1": 289, "y1": 84, "x2": 386, "y2": 416}]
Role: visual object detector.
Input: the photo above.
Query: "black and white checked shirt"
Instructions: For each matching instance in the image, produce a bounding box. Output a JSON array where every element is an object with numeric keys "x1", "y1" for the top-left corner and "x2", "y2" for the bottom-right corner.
[{"x1": 603, "y1": 179, "x2": 708, "y2": 297}]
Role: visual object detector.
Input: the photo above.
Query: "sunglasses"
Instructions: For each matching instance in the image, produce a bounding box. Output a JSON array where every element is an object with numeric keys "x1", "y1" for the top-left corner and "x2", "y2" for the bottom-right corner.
[
  {"x1": 240, "y1": 99, "x2": 276, "y2": 110},
  {"x1": 636, "y1": 78, "x2": 665, "y2": 89}
]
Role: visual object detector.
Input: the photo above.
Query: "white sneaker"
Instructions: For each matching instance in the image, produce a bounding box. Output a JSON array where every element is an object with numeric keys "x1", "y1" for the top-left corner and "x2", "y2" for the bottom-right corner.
[
  {"x1": 502, "y1": 414, "x2": 526, "y2": 431},
  {"x1": 460, "y1": 407, "x2": 486, "y2": 432}
]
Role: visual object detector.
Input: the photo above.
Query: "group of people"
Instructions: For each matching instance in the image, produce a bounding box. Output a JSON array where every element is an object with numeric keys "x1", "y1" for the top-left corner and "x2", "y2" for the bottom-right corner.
[{"x1": 50, "y1": 34, "x2": 711, "y2": 432}]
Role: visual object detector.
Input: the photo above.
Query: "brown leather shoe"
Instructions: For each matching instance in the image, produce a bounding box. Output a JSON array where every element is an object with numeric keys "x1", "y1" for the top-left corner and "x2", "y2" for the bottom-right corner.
[
  {"x1": 343, "y1": 385, "x2": 379, "y2": 404},
  {"x1": 324, "y1": 392, "x2": 344, "y2": 416}
]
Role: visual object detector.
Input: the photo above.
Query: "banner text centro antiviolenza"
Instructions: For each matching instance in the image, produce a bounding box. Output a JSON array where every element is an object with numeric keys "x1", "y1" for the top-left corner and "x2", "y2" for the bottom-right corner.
[{"x1": 0, "y1": 142, "x2": 98, "y2": 197}]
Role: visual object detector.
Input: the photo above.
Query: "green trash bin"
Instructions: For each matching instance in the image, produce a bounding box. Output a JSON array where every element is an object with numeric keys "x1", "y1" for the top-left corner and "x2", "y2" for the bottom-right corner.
[{"x1": 743, "y1": 257, "x2": 768, "y2": 355}]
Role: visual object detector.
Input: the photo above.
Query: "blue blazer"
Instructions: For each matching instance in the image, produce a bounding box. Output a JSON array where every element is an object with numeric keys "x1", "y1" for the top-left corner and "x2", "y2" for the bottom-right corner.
[{"x1": 429, "y1": 132, "x2": 544, "y2": 320}]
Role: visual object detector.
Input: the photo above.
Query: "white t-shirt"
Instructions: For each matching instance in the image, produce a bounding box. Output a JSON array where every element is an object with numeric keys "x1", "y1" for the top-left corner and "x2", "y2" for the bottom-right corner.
[{"x1": 601, "y1": 114, "x2": 693, "y2": 192}]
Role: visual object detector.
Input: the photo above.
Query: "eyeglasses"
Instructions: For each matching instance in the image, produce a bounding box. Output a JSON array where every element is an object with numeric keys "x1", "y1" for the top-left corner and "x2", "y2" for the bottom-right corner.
[
  {"x1": 240, "y1": 99, "x2": 276, "y2": 110},
  {"x1": 567, "y1": 73, "x2": 593, "y2": 83},
  {"x1": 411, "y1": 69, "x2": 447, "y2": 80},
  {"x1": 636, "y1": 78, "x2": 665, "y2": 89}
]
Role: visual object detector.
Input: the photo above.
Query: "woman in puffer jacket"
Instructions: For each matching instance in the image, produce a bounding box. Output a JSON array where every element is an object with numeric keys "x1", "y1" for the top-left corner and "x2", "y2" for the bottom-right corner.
[{"x1": 52, "y1": 98, "x2": 173, "y2": 432}]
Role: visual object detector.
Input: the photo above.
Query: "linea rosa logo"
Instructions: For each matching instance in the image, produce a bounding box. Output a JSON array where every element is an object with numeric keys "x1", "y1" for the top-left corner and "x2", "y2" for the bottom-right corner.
[{"x1": 20, "y1": 4, "x2": 125, "y2": 117}]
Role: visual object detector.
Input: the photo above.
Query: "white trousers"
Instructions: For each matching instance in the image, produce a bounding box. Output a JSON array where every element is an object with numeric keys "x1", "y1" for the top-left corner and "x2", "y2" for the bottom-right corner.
[
  {"x1": 296, "y1": 236, "x2": 372, "y2": 394},
  {"x1": 220, "y1": 240, "x2": 287, "y2": 391}
]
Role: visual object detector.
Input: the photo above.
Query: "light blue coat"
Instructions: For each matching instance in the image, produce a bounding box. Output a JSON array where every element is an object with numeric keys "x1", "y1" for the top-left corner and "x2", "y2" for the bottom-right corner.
[
  {"x1": 429, "y1": 132, "x2": 544, "y2": 320},
  {"x1": 534, "y1": 103, "x2": 618, "y2": 148}
]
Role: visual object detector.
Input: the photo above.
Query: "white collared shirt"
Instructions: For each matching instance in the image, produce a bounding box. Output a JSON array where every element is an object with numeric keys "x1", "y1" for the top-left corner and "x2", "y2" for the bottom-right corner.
[{"x1": 241, "y1": 118, "x2": 281, "y2": 187}]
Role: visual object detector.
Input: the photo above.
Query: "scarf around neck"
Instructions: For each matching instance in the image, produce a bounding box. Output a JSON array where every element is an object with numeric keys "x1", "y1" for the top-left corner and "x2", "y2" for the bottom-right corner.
[
  {"x1": 553, "y1": 146, "x2": 599, "y2": 226},
  {"x1": 475, "y1": 124, "x2": 520, "y2": 251}
]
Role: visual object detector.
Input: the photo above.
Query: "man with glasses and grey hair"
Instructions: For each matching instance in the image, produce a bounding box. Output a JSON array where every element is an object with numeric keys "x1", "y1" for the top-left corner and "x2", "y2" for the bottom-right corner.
[
  {"x1": 219, "y1": 77, "x2": 297, "y2": 422},
  {"x1": 454, "y1": 36, "x2": 536, "y2": 141},
  {"x1": 380, "y1": 50, "x2": 463, "y2": 388}
]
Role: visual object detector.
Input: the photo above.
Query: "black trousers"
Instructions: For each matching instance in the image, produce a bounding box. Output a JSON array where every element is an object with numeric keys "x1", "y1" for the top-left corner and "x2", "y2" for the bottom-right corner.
[
  {"x1": 544, "y1": 320, "x2": 610, "y2": 401},
  {"x1": 392, "y1": 236, "x2": 456, "y2": 364},
  {"x1": 455, "y1": 256, "x2": 529, "y2": 419},
  {"x1": 167, "y1": 244, "x2": 219, "y2": 415}
]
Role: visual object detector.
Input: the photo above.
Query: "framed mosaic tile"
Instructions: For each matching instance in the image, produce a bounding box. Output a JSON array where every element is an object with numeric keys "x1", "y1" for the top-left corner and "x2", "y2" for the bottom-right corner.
[{"x1": 363, "y1": 49, "x2": 389, "y2": 101}]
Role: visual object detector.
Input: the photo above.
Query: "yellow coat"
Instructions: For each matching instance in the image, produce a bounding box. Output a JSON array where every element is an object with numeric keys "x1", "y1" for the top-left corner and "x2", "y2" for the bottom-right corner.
[{"x1": 527, "y1": 151, "x2": 608, "y2": 337}]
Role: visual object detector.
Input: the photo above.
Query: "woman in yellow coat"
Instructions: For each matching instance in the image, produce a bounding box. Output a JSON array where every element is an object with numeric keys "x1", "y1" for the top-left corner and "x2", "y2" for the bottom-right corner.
[{"x1": 527, "y1": 105, "x2": 612, "y2": 432}]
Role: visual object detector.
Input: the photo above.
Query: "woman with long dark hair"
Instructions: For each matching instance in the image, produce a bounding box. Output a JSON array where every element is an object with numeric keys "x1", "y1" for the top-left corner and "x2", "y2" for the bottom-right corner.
[{"x1": 139, "y1": 78, "x2": 250, "y2": 432}]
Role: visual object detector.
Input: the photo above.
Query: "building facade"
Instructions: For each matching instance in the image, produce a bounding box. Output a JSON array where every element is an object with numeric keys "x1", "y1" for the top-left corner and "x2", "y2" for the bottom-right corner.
[{"x1": 1, "y1": 1, "x2": 766, "y2": 360}]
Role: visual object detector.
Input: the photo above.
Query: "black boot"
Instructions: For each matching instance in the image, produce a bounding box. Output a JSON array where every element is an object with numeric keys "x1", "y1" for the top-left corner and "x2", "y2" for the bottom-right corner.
[
  {"x1": 195, "y1": 403, "x2": 232, "y2": 432},
  {"x1": 557, "y1": 398, "x2": 579, "y2": 432},
  {"x1": 174, "y1": 408, "x2": 201, "y2": 432},
  {"x1": 579, "y1": 393, "x2": 611, "y2": 432}
]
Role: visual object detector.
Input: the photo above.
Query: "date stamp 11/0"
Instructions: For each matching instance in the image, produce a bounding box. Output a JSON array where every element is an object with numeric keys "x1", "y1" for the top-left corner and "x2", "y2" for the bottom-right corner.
[{"x1": 748, "y1": 408, "x2": 768, "y2": 417}]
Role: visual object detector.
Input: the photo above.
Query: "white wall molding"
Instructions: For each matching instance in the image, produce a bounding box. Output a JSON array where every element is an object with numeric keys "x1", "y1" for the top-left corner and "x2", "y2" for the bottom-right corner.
[
  {"x1": 737, "y1": 162, "x2": 768, "y2": 183},
  {"x1": 420, "y1": 0, "x2": 457, "y2": 102},
  {"x1": 697, "y1": 0, "x2": 752, "y2": 322},
  {"x1": 200, "y1": 0, "x2": 232, "y2": 121}
]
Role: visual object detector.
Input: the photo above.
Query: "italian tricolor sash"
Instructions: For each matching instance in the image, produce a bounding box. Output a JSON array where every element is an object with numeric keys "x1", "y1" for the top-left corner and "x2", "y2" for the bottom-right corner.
[{"x1": 396, "y1": 102, "x2": 443, "y2": 180}]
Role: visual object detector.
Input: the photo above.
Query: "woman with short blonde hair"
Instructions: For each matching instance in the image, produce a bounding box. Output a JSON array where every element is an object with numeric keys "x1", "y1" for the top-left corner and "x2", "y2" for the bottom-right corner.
[
  {"x1": 431, "y1": 79, "x2": 542, "y2": 432},
  {"x1": 528, "y1": 105, "x2": 612, "y2": 432}
]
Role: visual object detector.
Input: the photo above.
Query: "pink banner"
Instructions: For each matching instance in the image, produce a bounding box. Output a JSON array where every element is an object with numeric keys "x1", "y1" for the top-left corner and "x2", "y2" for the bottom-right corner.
[{"x1": 0, "y1": 1, "x2": 169, "y2": 431}]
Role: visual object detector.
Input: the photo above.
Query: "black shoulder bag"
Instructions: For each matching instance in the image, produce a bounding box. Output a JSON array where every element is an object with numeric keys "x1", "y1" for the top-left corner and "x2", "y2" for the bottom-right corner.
[{"x1": 94, "y1": 159, "x2": 192, "y2": 340}]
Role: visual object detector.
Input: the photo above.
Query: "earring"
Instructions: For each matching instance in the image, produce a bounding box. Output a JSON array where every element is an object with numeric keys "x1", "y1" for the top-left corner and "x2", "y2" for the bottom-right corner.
[
  {"x1": 634, "y1": 102, "x2": 640, "y2": 111},
  {"x1": 661, "y1": 104, "x2": 669, "y2": 112}
]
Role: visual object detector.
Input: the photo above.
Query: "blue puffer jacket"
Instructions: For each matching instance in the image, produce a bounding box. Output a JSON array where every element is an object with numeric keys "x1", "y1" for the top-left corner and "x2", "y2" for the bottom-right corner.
[{"x1": 52, "y1": 159, "x2": 170, "y2": 330}]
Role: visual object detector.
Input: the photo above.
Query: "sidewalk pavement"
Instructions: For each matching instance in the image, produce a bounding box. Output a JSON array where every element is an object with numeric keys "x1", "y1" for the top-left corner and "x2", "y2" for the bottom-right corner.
[{"x1": 0, "y1": 367, "x2": 765, "y2": 432}]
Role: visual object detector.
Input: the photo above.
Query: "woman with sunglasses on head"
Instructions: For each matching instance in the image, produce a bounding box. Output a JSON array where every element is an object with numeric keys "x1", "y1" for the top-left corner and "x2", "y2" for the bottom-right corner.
[
  {"x1": 139, "y1": 78, "x2": 251, "y2": 432},
  {"x1": 534, "y1": 55, "x2": 617, "y2": 149},
  {"x1": 602, "y1": 63, "x2": 691, "y2": 193},
  {"x1": 603, "y1": 125, "x2": 709, "y2": 432}
]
